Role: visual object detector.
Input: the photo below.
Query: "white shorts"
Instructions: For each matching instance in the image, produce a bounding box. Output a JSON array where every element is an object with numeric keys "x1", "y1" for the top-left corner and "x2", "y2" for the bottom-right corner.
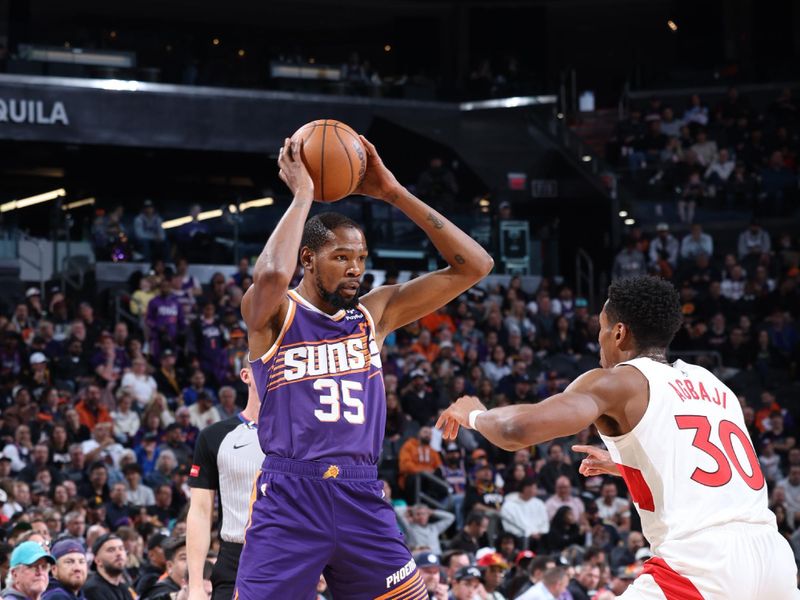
[{"x1": 620, "y1": 523, "x2": 799, "y2": 600}]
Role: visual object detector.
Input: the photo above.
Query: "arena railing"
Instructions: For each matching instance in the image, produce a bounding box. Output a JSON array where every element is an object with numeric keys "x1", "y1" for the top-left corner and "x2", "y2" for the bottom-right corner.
[
  {"x1": 414, "y1": 471, "x2": 452, "y2": 512},
  {"x1": 621, "y1": 80, "x2": 800, "y2": 114}
]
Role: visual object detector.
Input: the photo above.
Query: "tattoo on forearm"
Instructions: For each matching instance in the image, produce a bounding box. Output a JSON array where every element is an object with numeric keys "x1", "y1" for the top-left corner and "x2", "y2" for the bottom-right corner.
[
  {"x1": 427, "y1": 212, "x2": 445, "y2": 229},
  {"x1": 454, "y1": 254, "x2": 466, "y2": 265}
]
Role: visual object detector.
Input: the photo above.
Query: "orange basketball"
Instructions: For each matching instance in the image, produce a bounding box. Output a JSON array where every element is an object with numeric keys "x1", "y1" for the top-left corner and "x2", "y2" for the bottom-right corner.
[{"x1": 291, "y1": 119, "x2": 367, "y2": 202}]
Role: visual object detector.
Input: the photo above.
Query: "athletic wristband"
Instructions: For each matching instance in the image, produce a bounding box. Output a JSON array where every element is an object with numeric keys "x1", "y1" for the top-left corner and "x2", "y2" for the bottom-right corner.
[{"x1": 468, "y1": 410, "x2": 486, "y2": 430}]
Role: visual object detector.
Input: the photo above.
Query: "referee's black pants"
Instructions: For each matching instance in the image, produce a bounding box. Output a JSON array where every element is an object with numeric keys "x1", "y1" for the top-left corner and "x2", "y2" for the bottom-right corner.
[{"x1": 212, "y1": 541, "x2": 243, "y2": 600}]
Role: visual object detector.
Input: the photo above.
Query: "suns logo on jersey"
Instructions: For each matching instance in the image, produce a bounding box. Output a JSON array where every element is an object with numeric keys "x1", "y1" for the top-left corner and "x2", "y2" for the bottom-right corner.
[{"x1": 283, "y1": 338, "x2": 367, "y2": 381}]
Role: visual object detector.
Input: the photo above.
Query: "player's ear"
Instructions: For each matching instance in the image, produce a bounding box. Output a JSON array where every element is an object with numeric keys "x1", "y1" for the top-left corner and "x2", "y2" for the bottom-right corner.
[
  {"x1": 239, "y1": 367, "x2": 249, "y2": 384},
  {"x1": 299, "y1": 247, "x2": 314, "y2": 271},
  {"x1": 615, "y1": 322, "x2": 627, "y2": 347}
]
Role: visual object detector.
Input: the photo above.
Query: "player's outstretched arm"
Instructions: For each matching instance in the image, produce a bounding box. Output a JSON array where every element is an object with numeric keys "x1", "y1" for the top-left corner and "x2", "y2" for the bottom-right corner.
[
  {"x1": 436, "y1": 391, "x2": 603, "y2": 451},
  {"x1": 242, "y1": 138, "x2": 313, "y2": 337},
  {"x1": 436, "y1": 368, "x2": 625, "y2": 451},
  {"x1": 356, "y1": 136, "x2": 493, "y2": 339}
]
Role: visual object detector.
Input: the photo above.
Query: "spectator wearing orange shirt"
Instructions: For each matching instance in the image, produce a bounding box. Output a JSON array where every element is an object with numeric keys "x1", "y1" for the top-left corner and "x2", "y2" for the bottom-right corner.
[
  {"x1": 755, "y1": 390, "x2": 783, "y2": 433},
  {"x1": 420, "y1": 306, "x2": 456, "y2": 335},
  {"x1": 398, "y1": 427, "x2": 442, "y2": 502},
  {"x1": 434, "y1": 329, "x2": 465, "y2": 363},
  {"x1": 410, "y1": 329, "x2": 440, "y2": 363},
  {"x1": 74, "y1": 383, "x2": 112, "y2": 429}
]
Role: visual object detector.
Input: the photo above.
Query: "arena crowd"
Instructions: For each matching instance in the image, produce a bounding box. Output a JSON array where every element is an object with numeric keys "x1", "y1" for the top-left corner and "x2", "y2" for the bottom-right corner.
[{"x1": 0, "y1": 198, "x2": 797, "y2": 599}]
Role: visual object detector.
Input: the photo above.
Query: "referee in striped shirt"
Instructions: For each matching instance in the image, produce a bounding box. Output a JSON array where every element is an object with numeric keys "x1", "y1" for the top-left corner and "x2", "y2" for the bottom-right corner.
[{"x1": 186, "y1": 363, "x2": 264, "y2": 600}]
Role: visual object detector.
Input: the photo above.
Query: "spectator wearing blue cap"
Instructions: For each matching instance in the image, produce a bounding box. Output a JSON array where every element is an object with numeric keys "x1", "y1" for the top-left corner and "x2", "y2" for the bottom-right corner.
[
  {"x1": 2, "y1": 541, "x2": 55, "y2": 600},
  {"x1": 413, "y1": 552, "x2": 448, "y2": 599},
  {"x1": 42, "y1": 539, "x2": 87, "y2": 599}
]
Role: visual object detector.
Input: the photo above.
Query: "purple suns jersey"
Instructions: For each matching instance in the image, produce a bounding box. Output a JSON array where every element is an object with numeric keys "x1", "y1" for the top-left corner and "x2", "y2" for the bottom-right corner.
[{"x1": 249, "y1": 289, "x2": 386, "y2": 465}]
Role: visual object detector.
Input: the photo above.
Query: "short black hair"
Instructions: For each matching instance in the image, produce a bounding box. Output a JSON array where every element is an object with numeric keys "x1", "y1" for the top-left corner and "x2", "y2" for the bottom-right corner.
[
  {"x1": 605, "y1": 276, "x2": 682, "y2": 350},
  {"x1": 301, "y1": 212, "x2": 361, "y2": 252},
  {"x1": 529, "y1": 555, "x2": 552, "y2": 575},
  {"x1": 441, "y1": 549, "x2": 469, "y2": 568},
  {"x1": 123, "y1": 463, "x2": 142, "y2": 475},
  {"x1": 583, "y1": 546, "x2": 605, "y2": 563},
  {"x1": 163, "y1": 535, "x2": 186, "y2": 561},
  {"x1": 465, "y1": 511, "x2": 487, "y2": 527}
]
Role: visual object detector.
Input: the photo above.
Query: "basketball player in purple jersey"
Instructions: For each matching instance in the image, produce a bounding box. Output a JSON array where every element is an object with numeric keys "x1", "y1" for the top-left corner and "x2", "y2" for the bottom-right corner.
[{"x1": 233, "y1": 136, "x2": 493, "y2": 599}]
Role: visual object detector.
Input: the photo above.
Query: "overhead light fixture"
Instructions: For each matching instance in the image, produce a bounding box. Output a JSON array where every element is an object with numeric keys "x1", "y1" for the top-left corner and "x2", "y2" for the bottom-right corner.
[
  {"x1": 240, "y1": 196, "x2": 274, "y2": 211},
  {"x1": 100, "y1": 79, "x2": 140, "y2": 92},
  {"x1": 619, "y1": 210, "x2": 628, "y2": 218},
  {"x1": 582, "y1": 155, "x2": 592, "y2": 162},
  {"x1": 163, "y1": 197, "x2": 274, "y2": 229},
  {"x1": 624, "y1": 218, "x2": 635, "y2": 226},
  {"x1": 478, "y1": 198, "x2": 490, "y2": 207},
  {"x1": 199, "y1": 209, "x2": 222, "y2": 220},
  {"x1": 162, "y1": 216, "x2": 192, "y2": 230},
  {"x1": 667, "y1": 20, "x2": 678, "y2": 32},
  {"x1": 63, "y1": 197, "x2": 95, "y2": 210},
  {"x1": 384, "y1": 44, "x2": 392, "y2": 52},
  {"x1": 1, "y1": 188, "x2": 66, "y2": 213}
]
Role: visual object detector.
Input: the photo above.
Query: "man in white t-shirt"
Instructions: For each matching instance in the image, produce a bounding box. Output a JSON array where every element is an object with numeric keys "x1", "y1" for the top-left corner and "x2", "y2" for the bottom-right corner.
[
  {"x1": 81, "y1": 422, "x2": 126, "y2": 468},
  {"x1": 500, "y1": 477, "x2": 549, "y2": 549},
  {"x1": 110, "y1": 390, "x2": 140, "y2": 442},
  {"x1": 596, "y1": 480, "x2": 630, "y2": 530},
  {"x1": 187, "y1": 391, "x2": 222, "y2": 430},
  {"x1": 120, "y1": 358, "x2": 158, "y2": 409},
  {"x1": 123, "y1": 463, "x2": 155, "y2": 507},
  {"x1": 777, "y1": 465, "x2": 800, "y2": 526},
  {"x1": 516, "y1": 567, "x2": 569, "y2": 600},
  {"x1": 1, "y1": 482, "x2": 28, "y2": 519}
]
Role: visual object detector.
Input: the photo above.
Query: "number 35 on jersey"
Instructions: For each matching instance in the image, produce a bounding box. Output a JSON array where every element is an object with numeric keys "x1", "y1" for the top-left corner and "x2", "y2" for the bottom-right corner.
[{"x1": 314, "y1": 378, "x2": 365, "y2": 424}]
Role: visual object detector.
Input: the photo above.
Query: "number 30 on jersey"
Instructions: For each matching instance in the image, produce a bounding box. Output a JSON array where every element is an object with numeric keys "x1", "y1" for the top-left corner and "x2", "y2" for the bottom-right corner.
[{"x1": 313, "y1": 378, "x2": 365, "y2": 424}]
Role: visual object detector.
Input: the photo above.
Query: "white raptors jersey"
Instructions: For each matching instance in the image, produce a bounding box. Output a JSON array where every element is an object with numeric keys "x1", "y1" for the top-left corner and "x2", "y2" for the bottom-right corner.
[{"x1": 599, "y1": 357, "x2": 776, "y2": 552}]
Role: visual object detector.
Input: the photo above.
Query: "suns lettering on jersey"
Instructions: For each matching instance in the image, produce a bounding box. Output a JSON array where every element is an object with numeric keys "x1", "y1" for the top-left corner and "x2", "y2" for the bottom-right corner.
[{"x1": 283, "y1": 337, "x2": 368, "y2": 381}]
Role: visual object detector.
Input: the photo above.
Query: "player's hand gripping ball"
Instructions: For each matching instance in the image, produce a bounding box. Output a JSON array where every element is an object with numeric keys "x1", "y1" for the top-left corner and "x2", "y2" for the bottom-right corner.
[{"x1": 291, "y1": 119, "x2": 368, "y2": 202}]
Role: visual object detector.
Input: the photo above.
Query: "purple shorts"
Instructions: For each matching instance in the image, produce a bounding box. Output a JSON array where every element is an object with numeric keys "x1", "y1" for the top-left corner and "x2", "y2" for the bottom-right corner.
[{"x1": 234, "y1": 457, "x2": 426, "y2": 600}]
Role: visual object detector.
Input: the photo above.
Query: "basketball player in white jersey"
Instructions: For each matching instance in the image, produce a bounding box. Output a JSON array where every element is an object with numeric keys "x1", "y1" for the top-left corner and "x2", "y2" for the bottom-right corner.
[{"x1": 437, "y1": 276, "x2": 798, "y2": 599}]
